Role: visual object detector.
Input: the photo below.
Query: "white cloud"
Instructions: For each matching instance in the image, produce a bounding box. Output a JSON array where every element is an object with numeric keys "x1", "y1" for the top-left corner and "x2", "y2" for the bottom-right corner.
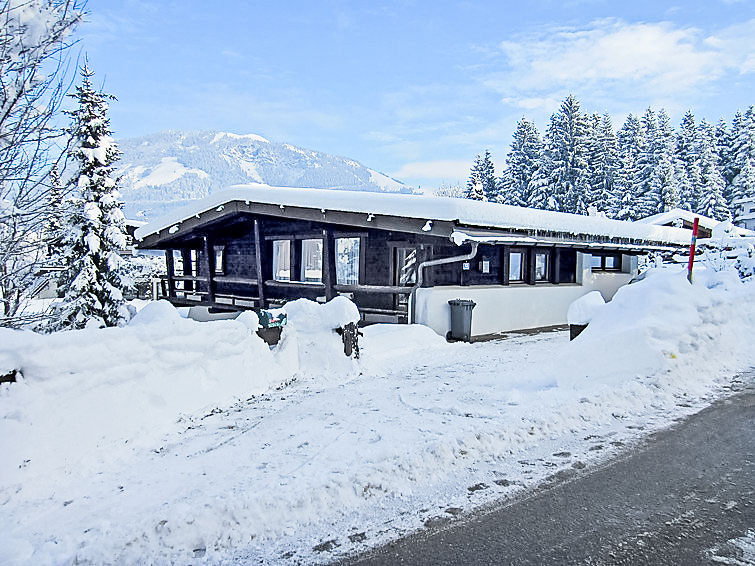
[
  {"x1": 491, "y1": 18, "x2": 755, "y2": 111},
  {"x1": 392, "y1": 160, "x2": 471, "y2": 180}
]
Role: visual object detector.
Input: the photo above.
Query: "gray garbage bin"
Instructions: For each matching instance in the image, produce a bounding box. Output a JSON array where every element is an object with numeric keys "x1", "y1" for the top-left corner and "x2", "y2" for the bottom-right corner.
[{"x1": 448, "y1": 299, "x2": 476, "y2": 342}]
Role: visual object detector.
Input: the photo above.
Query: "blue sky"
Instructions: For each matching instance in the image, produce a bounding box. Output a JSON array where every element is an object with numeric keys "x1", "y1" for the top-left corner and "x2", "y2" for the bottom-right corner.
[{"x1": 81, "y1": 0, "x2": 755, "y2": 190}]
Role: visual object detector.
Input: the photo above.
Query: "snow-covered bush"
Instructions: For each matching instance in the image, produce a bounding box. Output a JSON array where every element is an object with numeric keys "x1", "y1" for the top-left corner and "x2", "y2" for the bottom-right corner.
[{"x1": 698, "y1": 221, "x2": 755, "y2": 282}]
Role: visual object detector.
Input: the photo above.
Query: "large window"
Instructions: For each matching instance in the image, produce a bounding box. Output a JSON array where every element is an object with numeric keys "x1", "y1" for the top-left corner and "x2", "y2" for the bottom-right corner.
[
  {"x1": 509, "y1": 251, "x2": 524, "y2": 282},
  {"x1": 336, "y1": 237, "x2": 360, "y2": 285},
  {"x1": 272, "y1": 240, "x2": 291, "y2": 281},
  {"x1": 301, "y1": 239, "x2": 323, "y2": 282}
]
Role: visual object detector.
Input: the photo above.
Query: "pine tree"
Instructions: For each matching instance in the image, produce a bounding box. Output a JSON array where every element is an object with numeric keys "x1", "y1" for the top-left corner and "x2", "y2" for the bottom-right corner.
[
  {"x1": 584, "y1": 113, "x2": 618, "y2": 216},
  {"x1": 465, "y1": 151, "x2": 496, "y2": 201},
  {"x1": 728, "y1": 107, "x2": 755, "y2": 210},
  {"x1": 697, "y1": 121, "x2": 731, "y2": 221},
  {"x1": 540, "y1": 95, "x2": 590, "y2": 213},
  {"x1": 500, "y1": 118, "x2": 542, "y2": 207},
  {"x1": 45, "y1": 164, "x2": 67, "y2": 261},
  {"x1": 634, "y1": 108, "x2": 659, "y2": 218},
  {"x1": 54, "y1": 64, "x2": 129, "y2": 329},
  {"x1": 675, "y1": 110, "x2": 702, "y2": 211},
  {"x1": 614, "y1": 114, "x2": 643, "y2": 220}
]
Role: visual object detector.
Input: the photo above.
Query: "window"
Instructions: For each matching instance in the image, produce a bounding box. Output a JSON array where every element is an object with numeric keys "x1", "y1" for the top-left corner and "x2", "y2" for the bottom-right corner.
[
  {"x1": 300, "y1": 239, "x2": 323, "y2": 282},
  {"x1": 509, "y1": 251, "x2": 524, "y2": 282},
  {"x1": 172, "y1": 250, "x2": 184, "y2": 276},
  {"x1": 591, "y1": 253, "x2": 620, "y2": 271},
  {"x1": 336, "y1": 237, "x2": 360, "y2": 285},
  {"x1": 535, "y1": 252, "x2": 549, "y2": 281},
  {"x1": 213, "y1": 246, "x2": 225, "y2": 275},
  {"x1": 393, "y1": 247, "x2": 418, "y2": 286},
  {"x1": 272, "y1": 240, "x2": 291, "y2": 281},
  {"x1": 190, "y1": 249, "x2": 199, "y2": 277}
]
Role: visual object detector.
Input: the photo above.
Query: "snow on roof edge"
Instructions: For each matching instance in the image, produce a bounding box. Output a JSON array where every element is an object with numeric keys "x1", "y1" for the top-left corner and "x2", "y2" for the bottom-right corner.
[{"x1": 135, "y1": 184, "x2": 693, "y2": 246}]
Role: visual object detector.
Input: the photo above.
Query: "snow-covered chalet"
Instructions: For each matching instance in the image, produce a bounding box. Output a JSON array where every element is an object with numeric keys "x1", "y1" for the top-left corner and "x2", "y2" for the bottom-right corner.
[{"x1": 134, "y1": 184, "x2": 692, "y2": 339}]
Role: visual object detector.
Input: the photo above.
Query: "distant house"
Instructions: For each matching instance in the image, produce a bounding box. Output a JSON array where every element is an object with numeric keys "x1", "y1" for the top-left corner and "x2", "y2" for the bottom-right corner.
[
  {"x1": 135, "y1": 185, "x2": 691, "y2": 339},
  {"x1": 731, "y1": 197, "x2": 755, "y2": 231},
  {"x1": 635, "y1": 208, "x2": 755, "y2": 239}
]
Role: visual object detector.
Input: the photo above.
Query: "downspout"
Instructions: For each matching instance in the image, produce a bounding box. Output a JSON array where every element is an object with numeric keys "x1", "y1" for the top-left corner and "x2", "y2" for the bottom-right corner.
[{"x1": 409, "y1": 241, "x2": 479, "y2": 324}]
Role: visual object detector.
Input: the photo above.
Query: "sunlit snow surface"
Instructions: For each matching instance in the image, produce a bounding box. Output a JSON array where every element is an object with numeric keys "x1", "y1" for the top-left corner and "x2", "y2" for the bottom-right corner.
[
  {"x1": 1, "y1": 267, "x2": 754, "y2": 564},
  {"x1": 707, "y1": 530, "x2": 755, "y2": 565}
]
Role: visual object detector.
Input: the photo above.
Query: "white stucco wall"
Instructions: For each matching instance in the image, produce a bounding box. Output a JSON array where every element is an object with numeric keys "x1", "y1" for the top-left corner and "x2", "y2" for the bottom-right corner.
[{"x1": 413, "y1": 253, "x2": 636, "y2": 337}]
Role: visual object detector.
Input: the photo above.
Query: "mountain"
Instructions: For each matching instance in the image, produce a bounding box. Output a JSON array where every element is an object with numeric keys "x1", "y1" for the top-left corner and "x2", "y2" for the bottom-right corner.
[{"x1": 115, "y1": 131, "x2": 412, "y2": 220}]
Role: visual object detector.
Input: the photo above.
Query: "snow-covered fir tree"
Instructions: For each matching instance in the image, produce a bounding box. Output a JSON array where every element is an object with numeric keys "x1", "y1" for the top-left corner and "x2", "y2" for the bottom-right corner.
[
  {"x1": 499, "y1": 118, "x2": 542, "y2": 207},
  {"x1": 697, "y1": 121, "x2": 731, "y2": 221},
  {"x1": 44, "y1": 163, "x2": 67, "y2": 260},
  {"x1": 539, "y1": 94, "x2": 590, "y2": 213},
  {"x1": 585, "y1": 113, "x2": 619, "y2": 216},
  {"x1": 634, "y1": 108, "x2": 660, "y2": 218},
  {"x1": 465, "y1": 151, "x2": 496, "y2": 201},
  {"x1": 675, "y1": 110, "x2": 702, "y2": 211},
  {"x1": 614, "y1": 114, "x2": 643, "y2": 220},
  {"x1": 54, "y1": 64, "x2": 129, "y2": 329},
  {"x1": 728, "y1": 107, "x2": 755, "y2": 211}
]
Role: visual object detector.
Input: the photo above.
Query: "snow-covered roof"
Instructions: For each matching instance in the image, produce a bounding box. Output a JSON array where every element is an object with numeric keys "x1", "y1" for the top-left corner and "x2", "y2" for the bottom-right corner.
[
  {"x1": 135, "y1": 184, "x2": 693, "y2": 247},
  {"x1": 635, "y1": 208, "x2": 755, "y2": 237}
]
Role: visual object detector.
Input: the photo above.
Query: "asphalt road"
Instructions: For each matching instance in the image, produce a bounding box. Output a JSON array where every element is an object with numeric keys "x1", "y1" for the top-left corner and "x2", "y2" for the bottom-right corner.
[{"x1": 342, "y1": 383, "x2": 754, "y2": 566}]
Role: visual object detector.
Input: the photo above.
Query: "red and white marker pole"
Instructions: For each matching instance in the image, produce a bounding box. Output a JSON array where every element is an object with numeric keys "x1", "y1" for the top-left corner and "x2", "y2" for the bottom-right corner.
[{"x1": 687, "y1": 216, "x2": 700, "y2": 283}]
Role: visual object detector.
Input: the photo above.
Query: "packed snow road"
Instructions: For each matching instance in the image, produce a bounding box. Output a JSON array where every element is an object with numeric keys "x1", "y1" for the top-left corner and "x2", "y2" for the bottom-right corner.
[
  {"x1": 344, "y1": 379, "x2": 755, "y2": 566},
  {"x1": 2, "y1": 267, "x2": 755, "y2": 564}
]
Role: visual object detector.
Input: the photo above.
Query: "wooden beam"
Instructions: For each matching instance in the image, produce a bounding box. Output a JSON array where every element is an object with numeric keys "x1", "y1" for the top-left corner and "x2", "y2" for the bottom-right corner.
[
  {"x1": 501, "y1": 245, "x2": 510, "y2": 285},
  {"x1": 202, "y1": 236, "x2": 216, "y2": 304},
  {"x1": 253, "y1": 218, "x2": 266, "y2": 308},
  {"x1": 165, "y1": 249, "x2": 176, "y2": 297},
  {"x1": 322, "y1": 228, "x2": 336, "y2": 300},
  {"x1": 552, "y1": 248, "x2": 561, "y2": 284},
  {"x1": 333, "y1": 284, "x2": 414, "y2": 294}
]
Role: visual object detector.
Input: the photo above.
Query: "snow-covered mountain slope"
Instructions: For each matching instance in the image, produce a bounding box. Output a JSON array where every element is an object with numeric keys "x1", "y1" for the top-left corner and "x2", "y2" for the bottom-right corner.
[{"x1": 116, "y1": 131, "x2": 411, "y2": 220}]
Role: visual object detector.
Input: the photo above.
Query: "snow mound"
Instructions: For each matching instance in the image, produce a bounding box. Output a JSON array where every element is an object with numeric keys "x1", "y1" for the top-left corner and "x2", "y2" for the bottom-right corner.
[
  {"x1": 567, "y1": 290, "x2": 606, "y2": 325},
  {"x1": 272, "y1": 297, "x2": 361, "y2": 382},
  {"x1": 128, "y1": 299, "x2": 181, "y2": 325}
]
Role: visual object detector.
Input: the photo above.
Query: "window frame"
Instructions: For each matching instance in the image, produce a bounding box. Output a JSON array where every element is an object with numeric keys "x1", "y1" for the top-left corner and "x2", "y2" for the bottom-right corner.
[
  {"x1": 591, "y1": 253, "x2": 621, "y2": 272},
  {"x1": 534, "y1": 251, "x2": 549, "y2": 282},
  {"x1": 213, "y1": 245, "x2": 225, "y2": 275},
  {"x1": 300, "y1": 238, "x2": 324, "y2": 283},
  {"x1": 335, "y1": 236, "x2": 361, "y2": 285},
  {"x1": 272, "y1": 239, "x2": 292, "y2": 282}
]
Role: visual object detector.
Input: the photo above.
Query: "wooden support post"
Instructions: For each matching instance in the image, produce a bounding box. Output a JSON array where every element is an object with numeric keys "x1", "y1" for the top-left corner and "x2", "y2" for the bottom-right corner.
[
  {"x1": 552, "y1": 248, "x2": 561, "y2": 284},
  {"x1": 322, "y1": 228, "x2": 336, "y2": 301},
  {"x1": 291, "y1": 237, "x2": 301, "y2": 282},
  {"x1": 253, "y1": 219, "x2": 266, "y2": 308},
  {"x1": 165, "y1": 249, "x2": 176, "y2": 297},
  {"x1": 181, "y1": 249, "x2": 193, "y2": 291},
  {"x1": 527, "y1": 249, "x2": 536, "y2": 285},
  {"x1": 501, "y1": 245, "x2": 510, "y2": 285},
  {"x1": 202, "y1": 236, "x2": 216, "y2": 304}
]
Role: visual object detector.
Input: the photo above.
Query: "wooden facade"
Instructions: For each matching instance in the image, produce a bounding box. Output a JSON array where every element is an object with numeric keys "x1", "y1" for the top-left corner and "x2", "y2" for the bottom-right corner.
[{"x1": 136, "y1": 190, "x2": 686, "y2": 325}]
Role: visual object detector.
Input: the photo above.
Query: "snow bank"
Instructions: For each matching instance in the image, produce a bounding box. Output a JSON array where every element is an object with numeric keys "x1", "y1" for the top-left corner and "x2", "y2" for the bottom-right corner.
[
  {"x1": 273, "y1": 296, "x2": 360, "y2": 381},
  {"x1": 0, "y1": 298, "x2": 361, "y2": 502},
  {"x1": 560, "y1": 266, "x2": 753, "y2": 399},
  {"x1": 0, "y1": 301, "x2": 280, "y2": 489},
  {"x1": 566, "y1": 290, "x2": 606, "y2": 325}
]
